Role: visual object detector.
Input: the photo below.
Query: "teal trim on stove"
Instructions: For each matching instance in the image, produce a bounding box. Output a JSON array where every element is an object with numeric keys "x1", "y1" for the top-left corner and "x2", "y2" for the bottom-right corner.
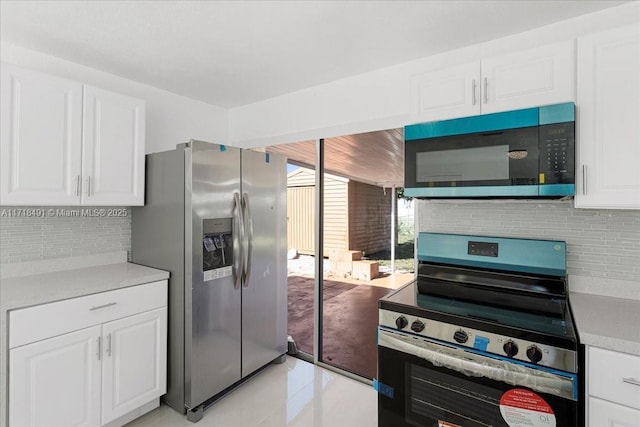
[
  {"x1": 405, "y1": 107, "x2": 538, "y2": 141},
  {"x1": 539, "y1": 183, "x2": 575, "y2": 196},
  {"x1": 417, "y1": 233, "x2": 567, "y2": 277},
  {"x1": 404, "y1": 185, "x2": 539, "y2": 198},
  {"x1": 539, "y1": 102, "x2": 575, "y2": 125}
]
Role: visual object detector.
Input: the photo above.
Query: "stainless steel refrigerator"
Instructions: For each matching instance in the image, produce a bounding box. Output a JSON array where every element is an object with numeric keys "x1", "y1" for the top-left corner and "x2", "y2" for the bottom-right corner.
[{"x1": 131, "y1": 140, "x2": 287, "y2": 421}]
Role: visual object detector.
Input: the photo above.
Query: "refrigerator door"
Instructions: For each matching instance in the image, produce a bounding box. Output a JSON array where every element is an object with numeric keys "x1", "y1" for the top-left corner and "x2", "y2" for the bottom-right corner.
[
  {"x1": 186, "y1": 141, "x2": 242, "y2": 409},
  {"x1": 241, "y1": 150, "x2": 288, "y2": 377}
]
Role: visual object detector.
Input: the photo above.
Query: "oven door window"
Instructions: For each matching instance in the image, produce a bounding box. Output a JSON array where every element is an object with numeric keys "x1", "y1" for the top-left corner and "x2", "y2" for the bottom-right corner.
[
  {"x1": 378, "y1": 332, "x2": 578, "y2": 427},
  {"x1": 405, "y1": 126, "x2": 539, "y2": 188}
]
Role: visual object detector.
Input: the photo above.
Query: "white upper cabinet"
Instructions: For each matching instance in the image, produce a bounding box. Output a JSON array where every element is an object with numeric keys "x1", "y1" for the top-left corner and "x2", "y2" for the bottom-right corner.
[
  {"x1": 481, "y1": 41, "x2": 575, "y2": 114},
  {"x1": 410, "y1": 41, "x2": 575, "y2": 123},
  {"x1": 83, "y1": 86, "x2": 145, "y2": 206},
  {"x1": 575, "y1": 24, "x2": 640, "y2": 209},
  {"x1": 0, "y1": 63, "x2": 146, "y2": 206},
  {"x1": 0, "y1": 63, "x2": 84, "y2": 205},
  {"x1": 410, "y1": 62, "x2": 481, "y2": 122}
]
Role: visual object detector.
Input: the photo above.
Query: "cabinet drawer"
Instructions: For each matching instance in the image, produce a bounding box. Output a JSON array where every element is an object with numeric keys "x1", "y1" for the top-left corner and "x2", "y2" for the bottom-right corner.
[
  {"x1": 588, "y1": 396, "x2": 640, "y2": 427},
  {"x1": 9, "y1": 280, "x2": 167, "y2": 349},
  {"x1": 589, "y1": 346, "x2": 640, "y2": 411}
]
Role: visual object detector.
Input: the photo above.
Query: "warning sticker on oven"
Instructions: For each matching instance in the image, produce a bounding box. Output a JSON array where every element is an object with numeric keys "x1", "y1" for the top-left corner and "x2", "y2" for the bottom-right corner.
[
  {"x1": 438, "y1": 421, "x2": 461, "y2": 427},
  {"x1": 499, "y1": 389, "x2": 556, "y2": 427}
]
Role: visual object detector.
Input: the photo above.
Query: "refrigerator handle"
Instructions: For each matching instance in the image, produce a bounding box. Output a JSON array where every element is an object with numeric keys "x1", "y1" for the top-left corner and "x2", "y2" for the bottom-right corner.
[
  {"x1": 242, "y1": 192, "x2": 253, "y2": 287},
  {"x1": 233, "y1": 192, "x2": 245, "y2": 290}
]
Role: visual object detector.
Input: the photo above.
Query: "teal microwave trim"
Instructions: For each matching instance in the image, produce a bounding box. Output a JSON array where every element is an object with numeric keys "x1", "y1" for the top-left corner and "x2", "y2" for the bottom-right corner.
[
  {"x1": 417, "y1": 232, "x2": 567, "y2": 277},
  {"x1": 404, "y1": 102, "x2": 576, "y2": 141},
  {"x1": 405, "y1": 107, "x2": 539, "y2": 141},
  {"x1": 404, "y1": 185, "x2": 539, "y2": 198},
  {"x1": 539, "y1": 102, "x2": 575, "y2": 125},
  {"x1": 539, "y1": 183, "x2": 575, "y2": 196}
]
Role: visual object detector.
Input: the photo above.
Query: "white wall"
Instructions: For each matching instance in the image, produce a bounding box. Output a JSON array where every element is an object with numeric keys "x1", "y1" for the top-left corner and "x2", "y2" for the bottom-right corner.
[
  {"x1": 1, "y1": 42, "x2": 228, "y2": 153},
  {"x1": 228, "y1": 2, "x2": 640, "y2": 148}
]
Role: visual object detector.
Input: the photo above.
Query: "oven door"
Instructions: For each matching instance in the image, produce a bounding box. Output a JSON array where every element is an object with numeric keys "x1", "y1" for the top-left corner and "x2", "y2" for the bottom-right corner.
[{"x1": 377, "y1": 329, "x2": 579, "y2": 427}]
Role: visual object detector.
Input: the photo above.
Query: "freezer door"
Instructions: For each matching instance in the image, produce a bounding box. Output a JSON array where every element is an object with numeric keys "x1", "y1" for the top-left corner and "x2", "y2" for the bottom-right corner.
[
  {"x1": 241, "y1": 150, "x2": 288, "y2": 377},
  {"x1": 186, "y1": 141, "x2": 242, "y2": 409}
]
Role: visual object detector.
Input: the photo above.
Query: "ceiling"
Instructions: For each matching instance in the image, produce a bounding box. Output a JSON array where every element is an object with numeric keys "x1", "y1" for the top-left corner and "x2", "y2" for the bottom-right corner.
[
  {"x1": 0, "y1": 1, "x2": 628, "y2": 188},
  {"x1": 0, "y1": 1, "x2": 627, "y2": 109},
  {"x1": 268, "y1": 128, "x2": 404, "y2": 187}
]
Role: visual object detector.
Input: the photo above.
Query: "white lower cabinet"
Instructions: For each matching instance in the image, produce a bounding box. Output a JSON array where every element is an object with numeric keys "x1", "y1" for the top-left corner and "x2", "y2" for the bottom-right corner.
[
  {"x1": 589, "y1": 397, "x2": 640, "y2": 427},
  {"x1": 587, "y1": 346, "x2": 640, "y2": 427},
  {"x1": 8, "y1": 281, "x2": 167, "y2": 427},
  {"x1": 101, "y1": 308, "x2": 167, "y2": 425},
  {"x1": 9, "y1": 325, "x2": 102, "y2": 427}
]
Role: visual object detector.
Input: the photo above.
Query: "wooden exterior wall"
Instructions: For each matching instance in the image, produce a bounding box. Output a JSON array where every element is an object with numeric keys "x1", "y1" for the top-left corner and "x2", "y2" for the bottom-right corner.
[
  {"x1": 288, "y1": 168, "x2": 393, "y2": 256},
  {"x1": 287, "y1": 169, "x2": 348, "y2": 255},
  {"x1": 348, "y1": 181, "x2": 393, "y2": 255}
]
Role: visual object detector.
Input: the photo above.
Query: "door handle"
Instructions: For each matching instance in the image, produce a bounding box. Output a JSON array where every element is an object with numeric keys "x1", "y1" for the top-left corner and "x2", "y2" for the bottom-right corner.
[
  {"x1": 106, "y1": 333, "x2": 112, "y2": 357},
  {"x1": 89, "y1": 302, "x2": 117, "y2": 311},
  {"x1": 483, "y1": 77, "x2": 488, "y2": 104},
  {"x1": 97, "y1": 336, "x2": 102, "y2": 361},
  {"x1": 472, "y1": 79, "x2": 477, "y2": 105},
  {"x1": 582, "y1": 165, "x2": 587, "y2": 195},
  {"x1": 242, "y1": 192, "x2": 253, "y2": 288},
  {"x1": 87, "y1": 176, "x2": 91, "y2": 197},
  {"x1": 75, "y1": 175, "x2": 81, "y2": 196},
  {"x1": 232, "y1": 192, "x2": 244, "y2": 290},
  {"x1": 623, "y1": 377, "x2": 640, "y2": 387}
]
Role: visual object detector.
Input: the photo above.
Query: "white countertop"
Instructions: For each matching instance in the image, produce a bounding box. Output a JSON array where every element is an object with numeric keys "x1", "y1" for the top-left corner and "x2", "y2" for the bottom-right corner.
[
  {"x1": 570, "y1": 292, "x2": 640, "y2": 356},
  {"x1": 0, "y1": 261, "x2": 169, "y2": 312},
  {"x1": 0, "y1": 255, "x2": 169, "y2": 427}
]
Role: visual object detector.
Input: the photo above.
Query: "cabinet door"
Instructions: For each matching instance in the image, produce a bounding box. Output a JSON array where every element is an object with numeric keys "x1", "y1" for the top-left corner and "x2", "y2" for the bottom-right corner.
[
  {"x1": 101, "y1": 308, "x2": 167, "y2": 425},
  {"x1": 410, "y1": 62, "x2": 480, "y2": 122},
  {"x1": 9, "y1": 325, "x2": 102, "y2": 427},
  {"x1": 589, "y1": 397, "x2": 640, "y2": 427},
  {"x1": 82, "y1": 85, "x2": 145, "y2": 206},
  {"x1": 575, "y1": 25, "x2": 640, "y2": 209},
  {"x1": 0, "y1": 62, "x2": 83, "y2": 206},
  {"x1": 481, "y1": 40, "x2": 575, "y2": 114}
]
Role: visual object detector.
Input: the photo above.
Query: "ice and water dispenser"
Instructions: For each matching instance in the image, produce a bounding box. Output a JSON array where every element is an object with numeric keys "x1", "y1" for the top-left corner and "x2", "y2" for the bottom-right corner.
[{"x1": 202, "y1": 218, "x2": 233, "y2": 281}]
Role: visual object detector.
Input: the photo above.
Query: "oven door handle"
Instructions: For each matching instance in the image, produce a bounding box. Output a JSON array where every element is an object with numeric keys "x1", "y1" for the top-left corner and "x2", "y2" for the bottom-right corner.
[{"x1": 379, "y1": 329, "x2": 577, "y2": 401}]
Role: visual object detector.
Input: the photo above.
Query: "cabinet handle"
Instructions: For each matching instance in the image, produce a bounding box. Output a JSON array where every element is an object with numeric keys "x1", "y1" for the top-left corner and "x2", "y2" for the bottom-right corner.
[
  {"x1": 75, "y1": 175, "x2": 80, "y2": 196},
  {"x1": 89, "y1": 302, "x2": 117, "y2": 311},
  {"x1": 582, "y1": 165, "x2": 587, "y2": 195},
  {"x1": 97, "y1": 336, "x2": 102, "y2": 360},
  {"x1": 107, "y1": 333, "x2": 112, "y2": 357},
  {"x1": 472, "y1": 79, "x2": 477, "y2": 105},
  {"x1": 87, "y1": 176, "x2": 91, "y2": 197},
  {"x1": 483, "y1": 77, "x2": 488, "y2": 104},
  {"x1": 623, "y1": 377, "x2": 640, "y2": 387}
]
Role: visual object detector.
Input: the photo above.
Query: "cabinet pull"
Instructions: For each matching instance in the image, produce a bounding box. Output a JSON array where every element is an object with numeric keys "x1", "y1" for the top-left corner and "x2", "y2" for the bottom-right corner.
[
  {"x1": 97, "y1": 336, "x2": 102, "y2": 360},
  {"x1": 483, "y1": 77, "x2": 488, "y2": 104},
  {"x1": 89, "y1": 302, "x2": 117, "y2": 311},
  {"x1": 87, "y1": 176, "x2": 91, "y2": 197},
  {"x1": 107, "y1": 333, "x2": 112, "y2": 357},
  {"x1": 472, "y1": 79, "x2": 477, "y2": 105},
  {"x1": 623, "y1": 377, "x2": 640, "y2": 387},
  {"x1": 582, "y1": 165, "x2": 587, "y2": 195},
  {"x1": 75, "y1": 175, "x2": 80, "y2": 196}
]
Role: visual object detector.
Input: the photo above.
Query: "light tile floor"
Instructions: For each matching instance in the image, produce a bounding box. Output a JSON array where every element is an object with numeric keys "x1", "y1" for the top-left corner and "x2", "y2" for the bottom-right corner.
[{"x1": 127, "y1": 357, "x2": 378, "y2": 427}]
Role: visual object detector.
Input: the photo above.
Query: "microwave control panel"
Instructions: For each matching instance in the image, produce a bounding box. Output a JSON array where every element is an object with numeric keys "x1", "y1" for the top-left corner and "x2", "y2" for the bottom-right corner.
[{"x1": 539, "y1": 122, "x2": 575, "y2": 184}]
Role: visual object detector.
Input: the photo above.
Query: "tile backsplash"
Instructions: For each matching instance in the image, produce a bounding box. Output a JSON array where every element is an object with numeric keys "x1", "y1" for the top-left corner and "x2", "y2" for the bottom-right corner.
[
  {"x1": 416, "y1": 200, "x2": 640, "y2": 282},
  {"x1": 0, "y1": 207, "x2": 131, "y2": 264}
]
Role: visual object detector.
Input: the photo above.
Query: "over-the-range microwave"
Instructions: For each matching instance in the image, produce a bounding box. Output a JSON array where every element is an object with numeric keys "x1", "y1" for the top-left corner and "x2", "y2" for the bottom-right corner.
[{"x1": 404, "y1": 102, "x2": 575, "y2": 198}]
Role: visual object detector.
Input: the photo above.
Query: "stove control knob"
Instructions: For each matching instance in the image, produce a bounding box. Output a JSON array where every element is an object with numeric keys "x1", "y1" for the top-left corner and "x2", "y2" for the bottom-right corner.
[
  {"x1": 527, "y1": 345, "x2": 543, "y2": 363},
  {"x1": 411, "y1": 320, "x2": 425, "y2": 333},
  {"x1": 395, "y1": 316, "x2": 408, "y2": 330},
  {"x1": 503, "y1": 340, "x2": 519, "y2": 358},
  {"x1": 453, "y1": 329, "x2": 468, "y2": 344}
]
